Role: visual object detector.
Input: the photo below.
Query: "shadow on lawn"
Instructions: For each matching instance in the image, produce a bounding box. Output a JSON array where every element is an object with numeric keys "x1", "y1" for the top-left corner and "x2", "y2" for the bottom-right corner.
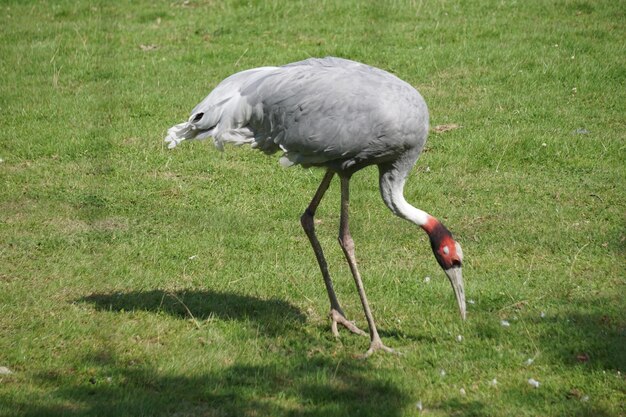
[
  {"x1": 16, "y1": 351, "x2": 409, "y2": 417},
  {"x1": 540, "y1": 310, "x2": 626, "y2": 372},
  {"x1": 5, "y1": 290, "x2": 410, "y2": 416},
  {"x1": 2, "y1": 290, "x2": 411, "y2": 416},
  {"x1": 14, "y1": 294, "x2": 621, "y2": 416},
  {"x1": 80, "y1": 289, "x2": 306, "y2": 335},
  {"x1": 429, "y1": 311, "x2": 624, "y2": 417},
  {"x1": 435, "y1": 389, "x2": 617, "y2": 417},
  {"x1": 470, "y1": 297, "x2": 625, "y2": 373}
]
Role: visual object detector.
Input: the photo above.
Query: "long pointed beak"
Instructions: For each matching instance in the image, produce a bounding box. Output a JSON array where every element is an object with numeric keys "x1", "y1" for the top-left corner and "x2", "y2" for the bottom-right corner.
[{"x1": 444, "y1": 267, "x2": 466, "y2": 320}]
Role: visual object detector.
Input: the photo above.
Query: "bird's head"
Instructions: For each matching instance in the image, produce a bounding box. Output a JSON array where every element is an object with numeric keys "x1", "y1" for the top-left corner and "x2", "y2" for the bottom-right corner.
[{"x1": 423, "y1": 217, "x2": 466, "y2": 320}]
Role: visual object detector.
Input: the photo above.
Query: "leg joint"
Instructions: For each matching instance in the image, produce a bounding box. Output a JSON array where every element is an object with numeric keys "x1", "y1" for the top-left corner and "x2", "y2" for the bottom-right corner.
[
  {"x1": 300, "y1": 208, "x2": 314, "y2": 229},
  {"x1": 338, "y1": 234, "x2": 355, "y2": 253}
]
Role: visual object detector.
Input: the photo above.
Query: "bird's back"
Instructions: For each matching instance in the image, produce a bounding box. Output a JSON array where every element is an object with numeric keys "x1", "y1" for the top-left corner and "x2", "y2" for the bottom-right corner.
[{"x1": 168, "y1": 57, "x2": 429, "y2": 173}]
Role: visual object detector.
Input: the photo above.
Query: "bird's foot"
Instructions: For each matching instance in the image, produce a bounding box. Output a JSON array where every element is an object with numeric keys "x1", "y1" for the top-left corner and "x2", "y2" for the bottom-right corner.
[
  {"x1": 329, "y1": 309, "x2": 367, "y2": 337},
  {"x1": 360, "y1": 338, "x2": 401, "y2": 359}
]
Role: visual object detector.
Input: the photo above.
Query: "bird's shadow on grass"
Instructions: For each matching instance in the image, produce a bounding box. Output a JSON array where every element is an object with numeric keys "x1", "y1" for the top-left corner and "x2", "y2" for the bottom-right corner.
[
  {"x1": 50, "y1": 289, "x2": 416, "y2": 417},
  {"x1": 15, "y1": 355, "x2": 410, "y2": 417},
  {"x1": 4, "y1": 289, "x2": 409, "y2": 416},
  {"x1": 79, "y1": 289, "x2": 306, "y2": 335}
]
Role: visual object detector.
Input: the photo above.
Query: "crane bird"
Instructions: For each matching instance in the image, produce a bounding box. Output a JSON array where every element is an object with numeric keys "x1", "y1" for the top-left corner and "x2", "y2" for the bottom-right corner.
[{"x1": 165, "y1": 57, "x2": 466, "y2": 357}]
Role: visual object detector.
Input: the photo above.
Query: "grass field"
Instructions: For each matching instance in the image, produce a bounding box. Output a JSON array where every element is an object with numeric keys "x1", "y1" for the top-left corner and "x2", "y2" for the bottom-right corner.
[{"x1": 1, "y1": 0, "x2": 624, "y2": 416}]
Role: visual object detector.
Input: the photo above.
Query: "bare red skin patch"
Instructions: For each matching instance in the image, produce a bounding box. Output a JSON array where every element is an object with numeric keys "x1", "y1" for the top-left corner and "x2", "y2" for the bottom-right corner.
[
  {"x1": 421, "y1": 216, "x2": 440, "y2": 234},
  {"x1": 421, "y1": 216, "x2": 462, "y2": 269}
]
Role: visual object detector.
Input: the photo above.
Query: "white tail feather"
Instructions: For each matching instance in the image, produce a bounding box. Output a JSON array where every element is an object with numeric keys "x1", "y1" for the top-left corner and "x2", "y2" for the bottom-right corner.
[
  {"x1": 165, "y1": 66, "x2": 277, "y2": 152},
  {"x1": 164, "y1": 122, "x2": 193, "y2": 149}
]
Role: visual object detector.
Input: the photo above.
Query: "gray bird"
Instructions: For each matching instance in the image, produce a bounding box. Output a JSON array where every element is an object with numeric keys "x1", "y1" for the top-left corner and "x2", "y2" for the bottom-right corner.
[{"x1": 165, "y1": 57, "x2": 466, "y2": 357}]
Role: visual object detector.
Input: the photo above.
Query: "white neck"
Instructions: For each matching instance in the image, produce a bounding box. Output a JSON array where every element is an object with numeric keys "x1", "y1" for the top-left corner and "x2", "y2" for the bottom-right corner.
[{"x1": 379, "y1": 168, "x2": 429, "y2": 227}]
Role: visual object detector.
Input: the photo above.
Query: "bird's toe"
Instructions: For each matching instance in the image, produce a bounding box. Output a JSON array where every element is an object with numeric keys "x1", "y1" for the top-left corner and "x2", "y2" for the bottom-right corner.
[
  {"x1": 359, "y1": 339, "x2": 400, "y2": 359},
  {"x1": 329, "y1": 309, "x2": 367, "y2": 337}
]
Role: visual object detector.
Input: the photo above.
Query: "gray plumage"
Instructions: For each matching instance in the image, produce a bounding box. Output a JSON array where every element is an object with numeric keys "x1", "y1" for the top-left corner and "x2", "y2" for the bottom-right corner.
[
  {"x1": 165, "y1": 57, "x2": 428, "y2": 173},
  {"x1": 165, "y1": 57, "x2": 465, "y2": 357}
]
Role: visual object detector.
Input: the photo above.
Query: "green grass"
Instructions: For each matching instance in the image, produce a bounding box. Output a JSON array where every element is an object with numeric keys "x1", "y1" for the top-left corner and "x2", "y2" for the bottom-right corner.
[{"x1": 1, "y1": 0, "x2": 624, "y2": 416}]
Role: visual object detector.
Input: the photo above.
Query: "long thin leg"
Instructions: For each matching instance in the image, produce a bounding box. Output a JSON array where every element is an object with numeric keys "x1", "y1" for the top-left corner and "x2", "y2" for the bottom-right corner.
[
  {"x1": 300, "y1": 170, "x2": 366, "y2": 337},
  {"x1": 338, "y1": 175, "x2": 396, "y2": 357}
]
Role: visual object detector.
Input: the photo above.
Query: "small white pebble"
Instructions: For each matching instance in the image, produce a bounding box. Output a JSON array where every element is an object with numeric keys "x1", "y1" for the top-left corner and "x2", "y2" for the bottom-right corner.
[
  {"x1": 541, "y1": 143, "x2": 547, "y2": 147},
  {"x1": 456, "y1": 335, "x2": 463, "y2": 342},
  {"x1": 459, "y1": 388, "x2": 466, "y2": 395},
  {"x1": 416, "y1": 400, "x2": 423, "y2": 411},
  {"x1": 581, "y1": 395, "x2": 589, "y2": 402},
  {"x1": 188, "y1": 255, "x2": 197, "y2": 260},
  {"x1": 440, "y1": 369, "x2": 446, "y2": 377},
  {"x1": 540, "y1": 311, "x2": 546, "y2": 318},
  {"x1": 528, "y1": 378, "x2": 540, "y2": 388},
  {"x1": 501, "y1": 320, "x2": 511, "y2": 327},
  {"x1": 490, "y1": 378, "x2": 498, "y2": 386},
  {"x1": 525, "y1": 358, "x2": 534, "y2": 366},
  {"x1": 423, "y1": 276, "x2": 431, "y2": 283},
  {"x1": 468, "y1": 299, "x2": 475, "y2": 305},
  {"x1": 0, "y1": 366, "x2": 13, "y2": 375}
]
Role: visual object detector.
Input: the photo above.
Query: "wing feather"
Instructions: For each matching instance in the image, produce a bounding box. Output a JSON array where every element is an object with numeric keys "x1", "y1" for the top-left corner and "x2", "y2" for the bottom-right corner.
[
  {"x1": 243, "y1": 58, "x2": 425, "y2": 168},
  {"x1": 166, "y1": 57, "x2": 428, "y2": 170}
]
